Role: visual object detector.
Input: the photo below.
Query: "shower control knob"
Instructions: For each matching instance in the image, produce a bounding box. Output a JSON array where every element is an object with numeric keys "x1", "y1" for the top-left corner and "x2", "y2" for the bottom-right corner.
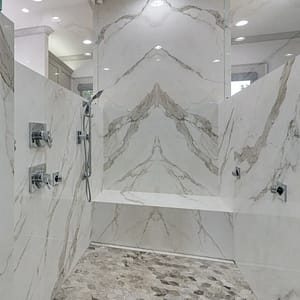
[
  {"x1": 29, "y1": 123, "x2": 53, "y2": 148},
  {"x1": 276, "y1": 186, "x2": 284, "y2": 196},
  {"x1": 270, "y1": 182, "x2": 287, "y2": 202},
  {"x1": 44, "y1": 131, "x2": 53, "y2": 148},
  {"x1": 52, "y1": 172, "x2": 62, "y2": 186},
  {"x1": 232, "y1": 167, "x2": 241, "y2": 179}
]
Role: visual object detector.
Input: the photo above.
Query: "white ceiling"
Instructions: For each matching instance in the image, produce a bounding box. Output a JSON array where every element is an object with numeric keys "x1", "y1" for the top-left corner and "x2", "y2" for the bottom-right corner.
[
  {"x1": 231, "y1": 0, "x2": 300, "y2": 37},
  {"x1": 231, "y1": 0, "x2": 300, "y2": 70},
  {"x1": 2, "y1": 0, "x2": 94, "y2": 70}
]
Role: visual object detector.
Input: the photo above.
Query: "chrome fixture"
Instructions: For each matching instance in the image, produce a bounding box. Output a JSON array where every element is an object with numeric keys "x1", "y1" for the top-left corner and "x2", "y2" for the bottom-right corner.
[
  {"x1": 29, "y1": 122, "x2": 52, "y2": 148},
  {"x1": 77, "y1": 130, "x2": 89, "y2": 144},
  {"x1": 271, "y1": 182, "x2": 287, "y2": 202},
  {"x1": 232, "y1": 167, "x2": 241, "y2": 179},
  {"x1": 29, "y1": 164, "x2": 50, "y2": 192},
  {"x1": 78, "y1": 89, "x2": 104, "y2": 202},
  {"x1": 52, "y1": 172, "x2": 63, "y2": 186},
  {"x1": 29, "y1": 164, "x2": 62, "y2": 193}
]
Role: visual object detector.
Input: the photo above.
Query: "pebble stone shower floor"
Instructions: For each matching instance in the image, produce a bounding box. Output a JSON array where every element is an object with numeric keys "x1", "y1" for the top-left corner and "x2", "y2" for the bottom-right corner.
[{"x1": 54, "y1": 245, "x2": 256, "y2": 300}]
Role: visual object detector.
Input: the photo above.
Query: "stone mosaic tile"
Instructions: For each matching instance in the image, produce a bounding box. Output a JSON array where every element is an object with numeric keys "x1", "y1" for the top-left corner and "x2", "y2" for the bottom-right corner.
[{"x1": 54, "y1": 246, "x2": 256, "y2": 300}]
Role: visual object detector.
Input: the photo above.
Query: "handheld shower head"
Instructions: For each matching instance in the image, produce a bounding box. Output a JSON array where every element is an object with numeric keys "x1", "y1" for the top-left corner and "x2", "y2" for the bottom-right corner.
[
  {"x1": 91, "y1": 89, "x2": 104, "y2": 102},
  {"x1": 80, "y1": 90, "x2": 104, "y2": 202},
  {"x1": 83, "y1": 89, "x2": 104, "y2": 108},
  {"x1": 83, "y1": 89, "x2": 104, "y2": 116}
]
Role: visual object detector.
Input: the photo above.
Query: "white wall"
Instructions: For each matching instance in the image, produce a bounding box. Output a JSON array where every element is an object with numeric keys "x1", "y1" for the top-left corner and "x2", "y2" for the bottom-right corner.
[
  {"x1": 15, "y1": 26, "x2": 53, "y2": 77},
  {"x1": 232, "y1": 37, "x2": 300, "y2": 73}
]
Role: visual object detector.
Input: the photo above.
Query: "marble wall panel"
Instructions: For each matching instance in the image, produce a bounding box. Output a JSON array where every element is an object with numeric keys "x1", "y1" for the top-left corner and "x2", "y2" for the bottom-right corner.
[
  {"x1": 13, "y1": 63, "x2": 101, "y2": 300},
  {"x1": 94, "y1": 0, "x2": 229, "y2": 196},
  {"x1": 219, "y1": 55, "x2": 300, "y2": 299},
  {"x1": 92, "y1": 202, "x2": 234, "y2": 260},
  {"x1": 0, "y1": 13, "x2": 14, "y2": 300}
]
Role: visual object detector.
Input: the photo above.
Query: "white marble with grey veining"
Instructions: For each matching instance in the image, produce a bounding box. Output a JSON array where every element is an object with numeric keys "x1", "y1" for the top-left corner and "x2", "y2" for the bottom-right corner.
[
  {"x1": 94, "y1": 0, "x2": 229, "y2": 196},
  {"x1": 220, "y1": 56, "x2": 300, "y2": 216},
  {"x1": 92, "y1": 202, "x2": 234, "y2": 259},
  {"x1": 95, "y1": 189, "x2": 234, "y2": 213},
  {"x1": 13, "y1": 63, "x2": 102, "y2": 300},
  {"x1": 219, "y1": 55, "x2": 300, "y2": 299},
  {"x1": 91, "y1": 0, "x2": 233, "y2": 269},
  {"x1": 0, "y1": 13, "x2": 14, "y2": 300}
]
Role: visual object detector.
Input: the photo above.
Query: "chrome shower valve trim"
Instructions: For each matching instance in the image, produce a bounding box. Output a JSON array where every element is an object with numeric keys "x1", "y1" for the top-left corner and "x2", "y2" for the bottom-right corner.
[{"x1": 29, "y1": 122, "x2": 53, "y2": 148}]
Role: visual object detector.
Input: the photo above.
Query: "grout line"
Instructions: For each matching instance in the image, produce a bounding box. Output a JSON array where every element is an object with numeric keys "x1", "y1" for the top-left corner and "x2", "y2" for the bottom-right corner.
[{"x1": 89, "y1": 242, "x2": 235, "y2": 265}]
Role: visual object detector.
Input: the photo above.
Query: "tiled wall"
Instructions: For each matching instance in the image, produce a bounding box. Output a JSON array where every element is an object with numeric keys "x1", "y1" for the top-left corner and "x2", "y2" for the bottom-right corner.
[
  {"x1": 95, "y1": 0, "x2": 229, "y2": 196},
  {"x1": 0, "y1": 13, "x2": 14, "y2": 299},
  {"x1": 13, "y1": 63, "x2": 102, "y2": 300},
  {"x1": 219, "y1": 56, "x2": 300, "y2": 299}
]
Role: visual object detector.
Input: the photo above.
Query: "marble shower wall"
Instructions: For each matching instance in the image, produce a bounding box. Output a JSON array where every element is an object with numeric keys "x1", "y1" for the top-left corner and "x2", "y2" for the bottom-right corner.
[
  {"x1": 92, "y1": 203, "x2": 234, "y2": 260},
  {"x1": 219, "y1": 55, "x2": 300, "y2": 299},
  {"x1": 0, "y1": 13, "x2": 14, "y2": 299},
  {"x1": 14, "y1": 63, "x2": 102, "y2": 300},
  {"x1": 95, "y1": 0, "x2": 229, "y2": 196}
]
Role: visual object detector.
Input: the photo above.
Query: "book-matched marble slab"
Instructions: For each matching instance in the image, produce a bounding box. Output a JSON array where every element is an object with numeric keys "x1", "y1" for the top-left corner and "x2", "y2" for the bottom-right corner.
[{"x1": 94, "y1": 0, "x2": 228, "y2": 196}]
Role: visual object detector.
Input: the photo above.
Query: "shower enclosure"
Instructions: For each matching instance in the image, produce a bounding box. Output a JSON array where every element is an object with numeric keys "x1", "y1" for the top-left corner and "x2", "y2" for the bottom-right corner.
[{"x1": 0, "y1": 0, "x2": 300, "y2": 299}]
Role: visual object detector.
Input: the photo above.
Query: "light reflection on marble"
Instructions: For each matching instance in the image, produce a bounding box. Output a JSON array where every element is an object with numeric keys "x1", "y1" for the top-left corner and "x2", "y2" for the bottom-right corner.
[
  {"x1": 0, "y1": 13, "x2": 14, "y2": 300},
  {"x1": 53, "y1": 245, "x2": 256, "y2": 300},
  {"x1": 95, "y1": 0, "x2": 228, "y2": 196}
]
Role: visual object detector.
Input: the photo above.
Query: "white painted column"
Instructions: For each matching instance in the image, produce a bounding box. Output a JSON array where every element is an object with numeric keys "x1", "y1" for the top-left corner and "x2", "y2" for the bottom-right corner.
[{"x1": 15, "y1": 26, "x2": 53, "y2": 77}]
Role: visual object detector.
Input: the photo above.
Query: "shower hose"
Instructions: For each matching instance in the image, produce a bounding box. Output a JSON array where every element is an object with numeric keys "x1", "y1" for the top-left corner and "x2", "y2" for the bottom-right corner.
[{"x1": 82, "y1": 104, "x2": 92, "y2": 202}]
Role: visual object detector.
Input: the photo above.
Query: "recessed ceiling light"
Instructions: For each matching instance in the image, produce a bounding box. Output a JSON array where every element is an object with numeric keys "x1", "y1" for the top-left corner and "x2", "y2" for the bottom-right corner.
[
  {"x1": 21, "y1": 8, "x2": 30, "y2": 13},
  {"x1": 52, "y1": 16, "x2": 61, "y2": 23},
  {"x1": 83, "y1": 39, "x2": 92, "y2": 45},
  {"x1": 285, "y1": 53, "x2": 294, "y2": 57},
  {"x1": 103, "y1": 67, "x2": 110, "y2": 71},
  {"x1": 155, "y1": 45, "x2": 162, "y2": 50},
  {"x1": 151, "y1": 0, "x2": 164, "y2": 7},
  {"x1": 235, "y1": 20, "x2": 248, "y2": 27},
  {"x1": 33, "y1": 0, "x2": 43, "y2": 2},
  {"x1": 212, "y1": 59, "x2": 221, "y2": 63},
  {"x1": 84, "y1": 52, "x2": 92, "y2": 56},
  {"x1": 235, "y1": 36, "x2": 245, "y2": 42}
]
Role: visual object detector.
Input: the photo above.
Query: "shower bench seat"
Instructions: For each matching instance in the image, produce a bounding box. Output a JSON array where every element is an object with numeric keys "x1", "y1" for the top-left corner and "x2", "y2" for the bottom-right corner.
[
  {"x1": 93, "y1": 189, "x2": 234, "y2": 213},
  {"x1": 91, "y1": 190, "x2": 234, "y2": 261}
]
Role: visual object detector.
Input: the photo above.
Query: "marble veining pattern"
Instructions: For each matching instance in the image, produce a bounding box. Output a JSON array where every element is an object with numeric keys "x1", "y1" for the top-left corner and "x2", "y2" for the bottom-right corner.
[
  {"x1": 95, "y1": 0, "x2": 227, "y2": 196},
  {"x1": 233, "y1": 58, "x2": 296, "y2": 174},
  {"x1": 219, "y1": 55, "x2": 300, "y2": 299},
  {"x1": 0, "y1": 13, "x2": 14, "y2": 299},
  {"x1": 104, "y1": 83, "x2": 218, "y2": 195},
  {"x1": 92, "y1": 202, "x2": 234, "y2": 259},
  {"x1": 54, "y1": 246, "x2": 256, "y2": 300},
  {"x1": 96, "y1": 0, "x2": 226, "y2": 46},
  {"x1": 13, "y1": 64, "x2": 102, "y2": 300}
]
